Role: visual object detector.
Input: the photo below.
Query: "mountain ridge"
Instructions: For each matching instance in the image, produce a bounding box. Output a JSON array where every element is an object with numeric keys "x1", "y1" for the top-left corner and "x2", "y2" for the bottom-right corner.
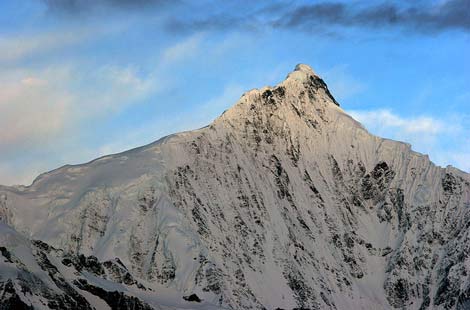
[{"x1": 5, "y1": 63, "x2": 466, "y2": 190}]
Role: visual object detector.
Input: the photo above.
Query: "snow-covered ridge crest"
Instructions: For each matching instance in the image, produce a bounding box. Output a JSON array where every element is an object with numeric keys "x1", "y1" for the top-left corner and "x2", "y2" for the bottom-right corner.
[{"x1": 1, "y1": 64, "x2": 470, "y2": 309}]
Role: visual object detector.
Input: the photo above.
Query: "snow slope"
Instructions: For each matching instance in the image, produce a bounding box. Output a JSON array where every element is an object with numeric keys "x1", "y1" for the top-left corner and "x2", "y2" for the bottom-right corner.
[{"x1": 1, "y1": 64, "x2": 469, "y2": 309}]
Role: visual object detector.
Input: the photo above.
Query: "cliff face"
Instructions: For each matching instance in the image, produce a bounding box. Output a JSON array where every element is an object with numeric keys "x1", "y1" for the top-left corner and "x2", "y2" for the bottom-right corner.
[{"x1": 1, "y1": 64, "x2": 469, "y2": 310}]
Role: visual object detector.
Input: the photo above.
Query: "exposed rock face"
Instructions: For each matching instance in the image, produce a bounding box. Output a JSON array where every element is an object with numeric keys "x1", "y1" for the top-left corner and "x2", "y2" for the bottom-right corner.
[
  {"x1": 1, "y1": 64, "x2": 469, "y2": 309},
  {"x1": 0, "y1": 222, "x2": 161, "y2": 310}
]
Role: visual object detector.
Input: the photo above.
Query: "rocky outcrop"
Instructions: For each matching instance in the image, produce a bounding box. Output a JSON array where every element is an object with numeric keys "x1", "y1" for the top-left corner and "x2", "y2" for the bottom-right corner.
[{"x1": 0, "y1": 222, "x2": 218, "y2": 309}]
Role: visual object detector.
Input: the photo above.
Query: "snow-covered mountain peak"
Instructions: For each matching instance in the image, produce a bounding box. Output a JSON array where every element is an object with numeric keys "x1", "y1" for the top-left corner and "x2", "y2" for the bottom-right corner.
[
  {"x1": 1, "y1": 64, "x2": 469, "y2": 310},
  {"x1": 215, "y1": 63, "x2": 341, "y2": 129}
]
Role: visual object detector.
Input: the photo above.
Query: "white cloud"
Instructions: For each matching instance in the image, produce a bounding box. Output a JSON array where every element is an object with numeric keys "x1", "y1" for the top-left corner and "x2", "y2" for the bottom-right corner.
[
  {"x1": 349, "y1": 109, "x2": 449, "y2": 135},
  {"x1": 0, "y1": 67, "x2": 72, "y2": 149},
  {"x1": 0, "y1": 64, "x2": 158, "y2": 152},
  {"x1": 349, "y1": 108, "x2": 469, "y2": 172}
]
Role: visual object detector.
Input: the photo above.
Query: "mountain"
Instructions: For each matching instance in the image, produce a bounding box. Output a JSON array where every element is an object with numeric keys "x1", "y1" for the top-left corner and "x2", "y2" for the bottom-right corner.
[{"x1": 1, "y1": 64, "x2": 469, "y2": 310}]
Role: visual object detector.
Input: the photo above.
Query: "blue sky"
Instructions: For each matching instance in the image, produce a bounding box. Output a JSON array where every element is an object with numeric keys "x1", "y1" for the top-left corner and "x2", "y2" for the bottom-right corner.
[{"x1": 0, "y1": 0, "x2": 469, "y2": 185}]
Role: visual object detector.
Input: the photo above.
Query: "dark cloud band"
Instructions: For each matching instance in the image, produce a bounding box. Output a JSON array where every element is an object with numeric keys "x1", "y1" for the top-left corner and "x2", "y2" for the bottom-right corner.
[
  {"x1": 41, "y1": 0, "x2": 175, "y2": 14},
  {"x1": 170, "y1": 0, "x2": 470, "y2": 35},
  {"x1": 275, "y1": 0, "x2": 470, "y2": 34},
  {"x1": 41, "y1": 0, "x2": 470, "y2": 35}
]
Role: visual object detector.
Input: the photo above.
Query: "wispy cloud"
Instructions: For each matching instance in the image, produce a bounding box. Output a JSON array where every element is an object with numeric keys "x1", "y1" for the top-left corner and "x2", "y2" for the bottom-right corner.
[
  {"x1": 0, "y1": 61, "x2": 159, "y2": 154},
  {"x1": 0, "y1": 34, "x2": 214, "y2": 185},
  {"x1": 0, "y1": 29, "x2": 91, "y2": 63},
  {"x1": 349, "y1": 109, "x2": 449, "y2": 135},
  {"x1": 349, "y1": 109, "x2": 469, "y2": 172},
  {"x1": 0, "y1": 32, "x2": 206, "y2": 157},
  {"x1": 0, "y1": 67, "x2": 72, "y2": 149},
  {"x1": 160, "y1": 33, "x2": 204, "y2": 65}
]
